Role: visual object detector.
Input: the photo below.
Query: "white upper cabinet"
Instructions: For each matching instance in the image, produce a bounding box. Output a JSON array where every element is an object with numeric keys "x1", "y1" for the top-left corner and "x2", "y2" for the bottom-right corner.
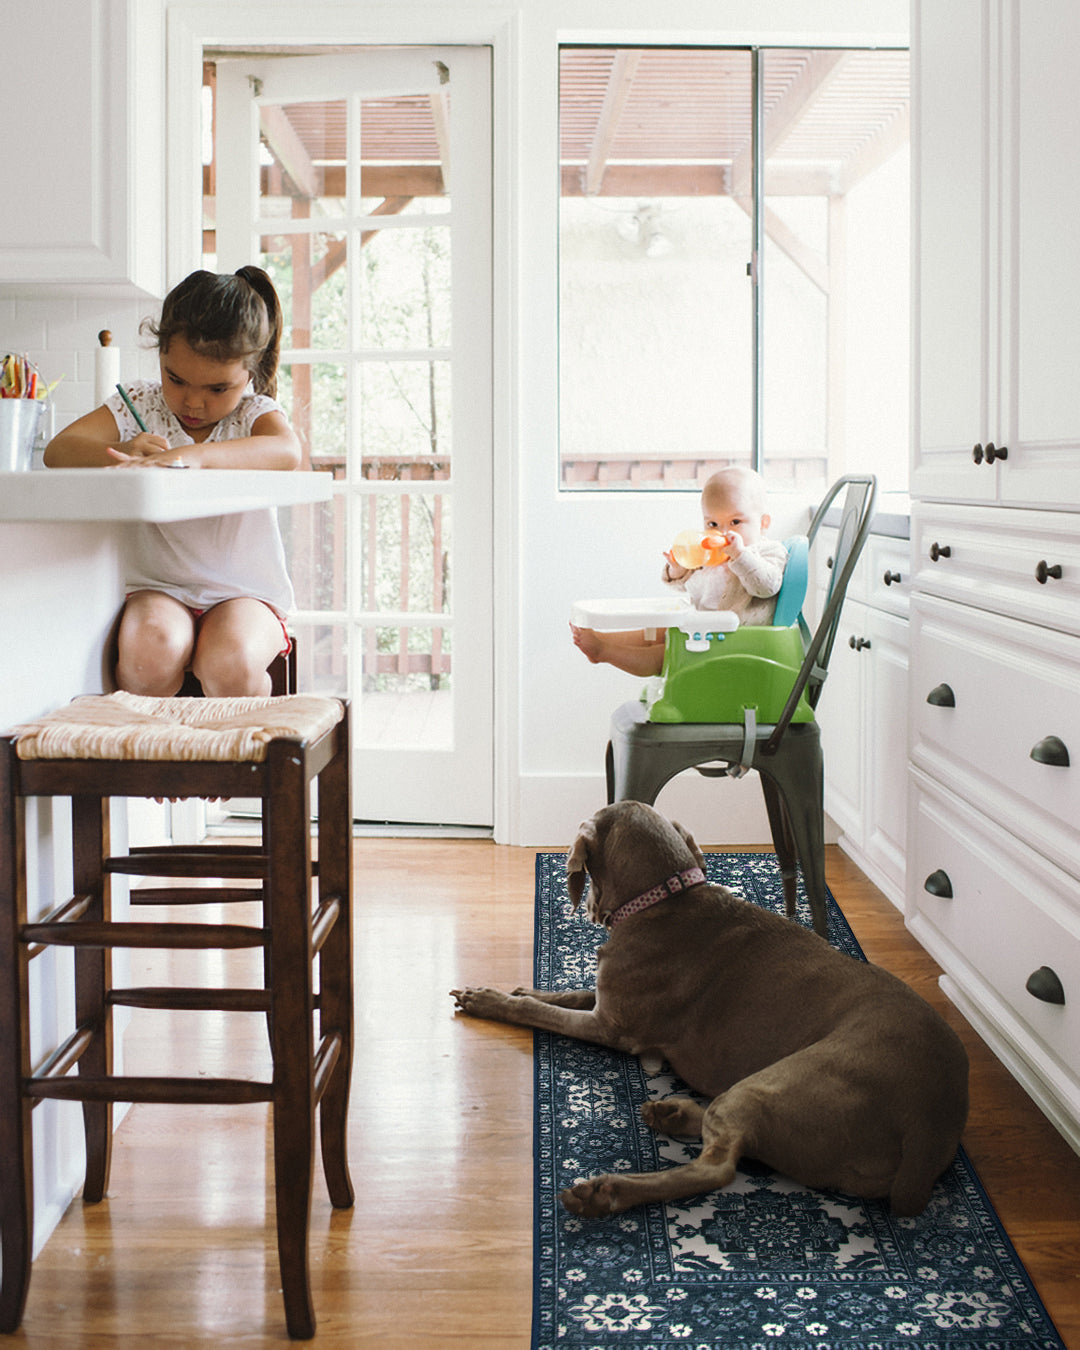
[
  {"x1": 0, "y1": 0, "x2": 164, "y2": 295},
  {"x1": 911, "y1": 2, "x2": 1080, "y2": 508}
]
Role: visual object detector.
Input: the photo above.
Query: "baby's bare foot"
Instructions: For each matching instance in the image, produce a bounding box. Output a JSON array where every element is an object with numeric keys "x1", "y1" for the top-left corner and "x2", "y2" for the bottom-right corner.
[{"x1": 570, "y1": 623, "x2": 604, "y2": 663}]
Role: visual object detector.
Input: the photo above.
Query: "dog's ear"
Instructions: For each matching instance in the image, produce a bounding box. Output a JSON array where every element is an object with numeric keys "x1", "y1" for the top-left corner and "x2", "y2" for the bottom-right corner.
[
  {"x1": 566, "y1": 819, "x2": 598, "y2": 911},
  {"x1": 671, "y1": 819, "x2": 706, "y2": 869}
]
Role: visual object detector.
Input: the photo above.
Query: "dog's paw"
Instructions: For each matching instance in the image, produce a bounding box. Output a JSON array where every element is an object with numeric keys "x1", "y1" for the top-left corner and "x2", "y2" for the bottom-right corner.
[
  {"x1": 450, "y1": 986, "x2": 516, "y2": 1019},
  {"x1": 559, "y1": 1177, "x2": 622, "y2": 1218},
  {"x1": 641, "y1": 1097, "x2": 705, "y2": 1139}
]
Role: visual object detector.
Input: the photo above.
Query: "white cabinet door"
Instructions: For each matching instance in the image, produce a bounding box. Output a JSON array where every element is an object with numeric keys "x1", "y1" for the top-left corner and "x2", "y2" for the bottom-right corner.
[
  {"x1": 910, "y1": 0, "x2": 997, "y2": 504},
  {"x1": 0, "y1": 0, "x2": 163, "y2": 293},
  {"x1": 1003, "y1": 5, "x2": 1080, "y2": 507},
  {"x1": 819, "y1": 597, "x2": 866, "y2": 842},
  {"x1": 862, "y1": 605, "x2": 909, "y2": 896}
]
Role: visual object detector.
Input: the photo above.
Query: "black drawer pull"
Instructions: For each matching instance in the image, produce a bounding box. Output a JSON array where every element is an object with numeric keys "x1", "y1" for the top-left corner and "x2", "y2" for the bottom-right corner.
[
  {"x1": 848, "y1": 636, "x2": 871, "y2": 652},
  {"x1": 1035, "y1": 560, "x2": 1063, "y2": 585},
  {"x1": 883, "y1": 570, "x2": 902, "y2": 586},
  {"x1": 1030, "y1": 735, "x2": 1070, "y2": 767},
  {"x1": 929, "y1": 542, "x2": 952, "y2": 561},
  {"x1": 984, "y1": 441, "x2": 1008, "y2": 464},
  {"x1": 972, "y1": 442, "x2": 983, "y2": 464},
  {"x1": 923, "y1": 869, "x2": 953, "y2": 898},
  {"x1": 926, "y1": 683, "x2": 956, "y2": 707},
  {"x1": 1026, "y1": 966, "x2": 1065, "y2": 1006}
]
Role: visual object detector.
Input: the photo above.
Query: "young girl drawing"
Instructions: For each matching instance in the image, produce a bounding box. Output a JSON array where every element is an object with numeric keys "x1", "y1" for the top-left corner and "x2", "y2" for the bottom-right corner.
[{"x1": 45, "y1": 267, "x2": 301, "y2": 698}]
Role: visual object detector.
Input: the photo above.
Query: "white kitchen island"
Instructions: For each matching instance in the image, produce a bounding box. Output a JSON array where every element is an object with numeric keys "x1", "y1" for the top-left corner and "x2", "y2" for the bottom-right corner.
[
  {"x1": 0, "y1": 468, "x2": 333, "y2": 1255},
  {"x1": 0, "y1": 469, "x2": 332, "y2": 723}
]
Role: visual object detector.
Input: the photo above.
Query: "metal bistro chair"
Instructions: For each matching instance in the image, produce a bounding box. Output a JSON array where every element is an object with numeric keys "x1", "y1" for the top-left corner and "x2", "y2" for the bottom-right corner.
[{"x1": 605, "y1": 474, "x2": 878, "y2": 939}]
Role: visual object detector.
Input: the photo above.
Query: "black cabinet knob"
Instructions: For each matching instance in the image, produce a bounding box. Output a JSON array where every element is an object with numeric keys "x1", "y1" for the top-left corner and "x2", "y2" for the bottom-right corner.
[
  {"x1": 972, "y1": 442, "x2": 984, "y2": 464},
  {"x1": 1035, "y1": 560, "x2": 1063, "y2": 584},
  {"x1": 984, "y1": 442, "x2": 1008, "y2": 463},
  {"x1": 884, "y1": 570, "x2": 902, "y2": 586},
  {"x1": 929, "y1": 542, "x2": 952, "y2": 561},
  {"x1": 926, "y1": 683, "x2": 956, "y2": 707},
  {"x1": 924, "y1": 869, "x2": 953, "y2": 898},
  {"x1": 1026, "y1": 966, "x2": 1065, "y2": 1006},
  {"x1": 1030, "y1": 735, "x2": 1070, "y2": 767}
]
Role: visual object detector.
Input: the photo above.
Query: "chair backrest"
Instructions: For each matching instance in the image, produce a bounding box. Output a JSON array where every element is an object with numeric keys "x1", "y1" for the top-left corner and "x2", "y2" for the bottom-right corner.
[
  {"x1": 771, "y1": 535, "x2": 810, "y2": 628},
  {"x1": 762, "y1": 473, "x2": 877, "y2": 754}
]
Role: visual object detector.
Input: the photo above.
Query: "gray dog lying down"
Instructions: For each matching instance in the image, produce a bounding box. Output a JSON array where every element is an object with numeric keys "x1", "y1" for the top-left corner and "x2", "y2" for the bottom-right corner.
[{"x1": 452, "y1": 801, "x2": 969, "y2": 1220}]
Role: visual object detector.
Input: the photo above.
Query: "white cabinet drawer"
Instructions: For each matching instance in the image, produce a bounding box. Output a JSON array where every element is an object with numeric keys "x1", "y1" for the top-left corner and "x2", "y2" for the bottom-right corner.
[
  {"x1": 813, "y1": 528, "x2": 910, "y2": 618},
  {"x1": 908, "y1": 770, "x2": 1080, "y2": 1090},
  {"x1": 909, "y1": 594, "x2": 1080, "y2": 883},
  {"x1": 911, "y1": 503, "x2": 1080, "y2": 637},
  {"x1": 863, "y1": 532, "x2": 910, "y2": 619}
]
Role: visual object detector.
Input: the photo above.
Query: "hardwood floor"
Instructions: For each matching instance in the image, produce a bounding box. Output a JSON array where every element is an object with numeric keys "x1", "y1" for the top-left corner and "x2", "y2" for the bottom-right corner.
[{"x1": 14, "y1": 842, "x2": 1080, "y2": 1347}]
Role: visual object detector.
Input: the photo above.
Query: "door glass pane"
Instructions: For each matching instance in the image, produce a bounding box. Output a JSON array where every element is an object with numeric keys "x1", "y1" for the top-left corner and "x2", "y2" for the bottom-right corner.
[
  {"x1": 261, "y1": 229, "x2": 348, "y2": 349},
  {"x1": 358, "y1": 360, "x2": 452, "y2": 466},
  {"x1": 559, "y1": 47, "x2": 754, "y2": 490},
  {"x1": 761, "y1": 49, "x2": 910, "y2": 493},
  {"x1": 359, "y1": 92, "x2": 450, "y2": 212},
  {"x1": 358, "y1": 225, "x2": 452, "y2": 348},
  {"x1": 358, "y1": 490, "x2": 451, "y2": 615}
]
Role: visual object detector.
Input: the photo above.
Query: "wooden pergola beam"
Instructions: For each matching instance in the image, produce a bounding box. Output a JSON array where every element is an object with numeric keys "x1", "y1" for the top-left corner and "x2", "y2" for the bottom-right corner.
[
  {"x1": 730, "y1": 50, "x2": 848, "y2": 197},
  {"x1": 259, "y1": 104, "x2": 319, "y2": 200},
  {"x1": 583, "y1": 50, "x2": 643, "y2": 196}
]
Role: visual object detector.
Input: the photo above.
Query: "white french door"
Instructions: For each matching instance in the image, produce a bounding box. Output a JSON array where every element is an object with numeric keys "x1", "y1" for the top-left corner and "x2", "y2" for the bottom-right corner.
[{"x1": 214, "y1": 48, "x2": 493, "y2": 825}]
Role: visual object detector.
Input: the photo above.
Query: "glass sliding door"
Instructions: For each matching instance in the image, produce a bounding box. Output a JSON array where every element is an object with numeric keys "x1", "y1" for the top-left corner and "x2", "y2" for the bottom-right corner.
[{"x1": 558, "y1": 45, "x2": 909, "y2": 494}]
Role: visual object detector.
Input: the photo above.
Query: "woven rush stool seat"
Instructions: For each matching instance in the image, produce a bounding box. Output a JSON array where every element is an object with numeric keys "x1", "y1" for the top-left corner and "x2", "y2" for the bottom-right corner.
[{"x1": 0, "y1": 692, "x2": 354, "y2": 1341}]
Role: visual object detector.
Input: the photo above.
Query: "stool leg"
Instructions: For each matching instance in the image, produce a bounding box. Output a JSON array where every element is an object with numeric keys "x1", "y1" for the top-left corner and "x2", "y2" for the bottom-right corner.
[
  {"x1": 316, "y1": 717, "x2": 354, "y2": 1210},
  {"x1": 0, "y1": 741, "x2": 33, "y2": 1333},
  {"x1": 265, "y1": 743, "x2": 316, "y2": 1340},
  {"x1": 72, "y1": 794, "x2": 113, "y2": 1204}
]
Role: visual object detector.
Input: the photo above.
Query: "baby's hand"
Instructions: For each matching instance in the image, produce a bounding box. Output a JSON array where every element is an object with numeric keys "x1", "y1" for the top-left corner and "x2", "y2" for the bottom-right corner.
[
  {"x1": 662, "y1": 551, "x2": 693, "y2": 582},
  {"x1": 722, "y1": 530, "x2": 746, "y2": 559}
]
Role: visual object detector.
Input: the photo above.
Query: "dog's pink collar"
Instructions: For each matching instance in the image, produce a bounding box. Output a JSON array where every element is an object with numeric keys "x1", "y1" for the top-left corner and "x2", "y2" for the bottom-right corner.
[{"x1": 608, "y1": 867, "x2": 706, "y2": 927}]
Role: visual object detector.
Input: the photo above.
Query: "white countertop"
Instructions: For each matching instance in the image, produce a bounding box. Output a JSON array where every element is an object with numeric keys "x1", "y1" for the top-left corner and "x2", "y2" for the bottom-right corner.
[{"x1": 0, "y1": 468, "x2": 333, "y2": 522}]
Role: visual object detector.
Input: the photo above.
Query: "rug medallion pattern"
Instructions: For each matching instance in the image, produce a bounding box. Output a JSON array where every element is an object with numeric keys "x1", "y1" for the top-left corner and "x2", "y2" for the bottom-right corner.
[{"x1": 531, "y1": 851, "x2": 1064, "y2": 1350}]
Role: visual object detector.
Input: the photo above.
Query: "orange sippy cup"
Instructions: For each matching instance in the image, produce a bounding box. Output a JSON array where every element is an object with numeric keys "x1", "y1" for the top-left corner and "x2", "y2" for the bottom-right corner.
[{"x1": 669, "y1": 529, "x2": 730, "y2": 569}]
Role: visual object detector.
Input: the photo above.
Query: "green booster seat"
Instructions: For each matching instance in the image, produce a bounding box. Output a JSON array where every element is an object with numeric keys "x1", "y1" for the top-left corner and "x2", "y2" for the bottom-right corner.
[
  {"x1": 571, "y1": 534, "x2": 811, "y2": 726},
  {"x1": 645, "y1": 535, "x2": 811, "y2": 724}
]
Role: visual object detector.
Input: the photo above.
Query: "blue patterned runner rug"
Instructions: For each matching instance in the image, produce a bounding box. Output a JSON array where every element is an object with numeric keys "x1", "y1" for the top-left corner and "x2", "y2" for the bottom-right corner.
[{"x1": 531, "y1": 851, "x2": 1065, "y2": 1350}]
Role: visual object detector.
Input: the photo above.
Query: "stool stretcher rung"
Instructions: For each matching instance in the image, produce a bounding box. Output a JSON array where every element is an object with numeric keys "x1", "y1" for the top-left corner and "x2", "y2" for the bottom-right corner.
[
  {"x1": 313, "y1": 1030, "x2": 344, "y2": 1104},
  {"x1": 24, "y1": 892, "x2": 94, "y2": 958},
  {"x1": 31, "y1": 1026, "x2": 95, "y2": 1086},
  {"x1": 21, "y1": 920, "x2": 266, "y2": 950},
  {"x1": 26, "y1": 1075, "x2": 275, "y2": 1106},
  {"x1": 109, "y1": 986, "x2": 271, "y2": 1013},
  {"x1": 106, "y1": 853, "x2": 268, "y2": 879},
  {"x1": 311, "y1": 895, "x2": 341, "y2": 954},
  {"x1": 129, "y1": 886, "x2": 263, "y2": 907}
]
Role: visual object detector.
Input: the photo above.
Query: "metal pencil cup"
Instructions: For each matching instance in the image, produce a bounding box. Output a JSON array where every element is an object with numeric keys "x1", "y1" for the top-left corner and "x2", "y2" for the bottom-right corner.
[{"x1": 0, "y1": 400, "x2": 45, "y2": 471}]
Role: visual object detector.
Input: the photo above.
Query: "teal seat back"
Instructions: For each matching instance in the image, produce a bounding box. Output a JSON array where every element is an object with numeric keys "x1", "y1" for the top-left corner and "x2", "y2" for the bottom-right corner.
[{"x1": 771, "y1": 535, "x2": 809, "y2": 628}]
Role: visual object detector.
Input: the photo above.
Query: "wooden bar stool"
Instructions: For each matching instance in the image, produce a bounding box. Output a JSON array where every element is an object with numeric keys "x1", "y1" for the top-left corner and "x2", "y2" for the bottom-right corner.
[{"x1": 0, "y1": 692, "x2": 354, "y2": 1340}]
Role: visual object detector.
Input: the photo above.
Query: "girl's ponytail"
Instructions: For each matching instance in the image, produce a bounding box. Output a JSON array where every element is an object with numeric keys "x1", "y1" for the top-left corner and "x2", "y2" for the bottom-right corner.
[{"x1": 234, "y1": 265, "x2": 283, "y2": 399}]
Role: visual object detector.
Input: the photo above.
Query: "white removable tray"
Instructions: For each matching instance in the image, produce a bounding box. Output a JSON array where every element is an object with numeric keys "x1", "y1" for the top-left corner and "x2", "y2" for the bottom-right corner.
[{"x1": 571, "y1": 597, "x2": 740, "y2": 633}]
